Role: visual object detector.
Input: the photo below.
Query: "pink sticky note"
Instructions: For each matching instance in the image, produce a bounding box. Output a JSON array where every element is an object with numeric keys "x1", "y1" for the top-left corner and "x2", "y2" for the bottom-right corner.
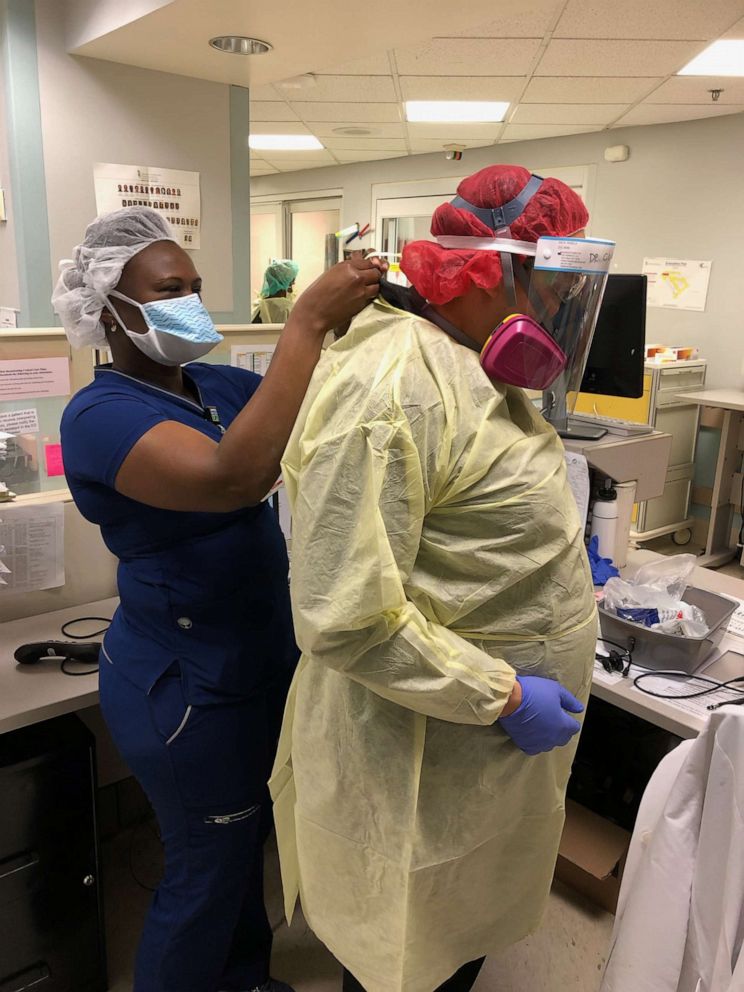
[{"x1": 44, "y1": 443, "x2": 65, "y2": 477}]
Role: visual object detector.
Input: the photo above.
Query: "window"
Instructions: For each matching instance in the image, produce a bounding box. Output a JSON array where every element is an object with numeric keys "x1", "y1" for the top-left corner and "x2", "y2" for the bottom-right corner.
[{"x1": 249, "y1": 196, "x2": 342, "y2": 304}]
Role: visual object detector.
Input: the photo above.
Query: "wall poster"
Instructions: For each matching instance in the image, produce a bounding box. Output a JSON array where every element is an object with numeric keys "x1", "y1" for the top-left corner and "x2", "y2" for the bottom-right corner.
[{"x1": 94, "y1": 162, "x2": 201, "y2": 249}]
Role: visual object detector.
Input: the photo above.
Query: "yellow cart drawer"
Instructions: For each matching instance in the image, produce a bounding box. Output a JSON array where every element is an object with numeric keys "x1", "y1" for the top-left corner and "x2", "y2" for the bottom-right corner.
[{"x1": 574, "y1": 374, "x2": 652, "y2": 423}]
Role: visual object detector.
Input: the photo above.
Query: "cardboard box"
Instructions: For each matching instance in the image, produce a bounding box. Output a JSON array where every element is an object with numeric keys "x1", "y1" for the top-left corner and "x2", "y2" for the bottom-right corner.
[{"x1": 554, "y1": 799, "x2": 631, "y2": 914}]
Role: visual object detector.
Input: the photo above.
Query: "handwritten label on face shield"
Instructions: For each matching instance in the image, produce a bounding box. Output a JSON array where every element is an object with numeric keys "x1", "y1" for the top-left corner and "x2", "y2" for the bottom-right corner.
[{"x1": 535, "y1": 237, "x2": 615, "y2": 274}]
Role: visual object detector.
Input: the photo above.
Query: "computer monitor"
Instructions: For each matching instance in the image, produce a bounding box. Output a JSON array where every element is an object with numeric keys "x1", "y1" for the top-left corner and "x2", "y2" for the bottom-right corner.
[{"x1": 580, "y1": 274, "x2": 647, "y2": 399}]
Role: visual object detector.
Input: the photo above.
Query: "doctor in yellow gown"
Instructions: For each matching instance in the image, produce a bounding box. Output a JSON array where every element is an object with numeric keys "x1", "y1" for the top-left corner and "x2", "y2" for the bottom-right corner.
[{"x1": 270, "y1": 165, "x2": 603, "y2": 992}]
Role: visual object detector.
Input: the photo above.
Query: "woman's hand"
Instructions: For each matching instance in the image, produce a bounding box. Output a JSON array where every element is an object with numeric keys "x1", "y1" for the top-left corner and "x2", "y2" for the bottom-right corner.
[
  {"x1": 289, "y1": 255, "x2": 386, "y2": 338},
  {"x1": 113, "y1": 256, "x2": 389, "y2": 513}
]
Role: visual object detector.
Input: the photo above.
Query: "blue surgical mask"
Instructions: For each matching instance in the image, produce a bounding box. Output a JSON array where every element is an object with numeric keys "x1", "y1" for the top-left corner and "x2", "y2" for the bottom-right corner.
[{"x1": 107, "y1": 291, "x2": 223, "y2": 366}]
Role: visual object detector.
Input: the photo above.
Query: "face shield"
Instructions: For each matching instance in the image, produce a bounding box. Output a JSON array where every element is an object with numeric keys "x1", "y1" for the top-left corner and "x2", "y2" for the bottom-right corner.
[{"x1": 433, "y1": 232, "x2": 615, "y2": 413}]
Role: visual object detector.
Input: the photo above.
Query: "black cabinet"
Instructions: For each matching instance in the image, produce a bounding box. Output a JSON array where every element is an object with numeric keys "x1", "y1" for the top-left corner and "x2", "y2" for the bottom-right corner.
[{"x1": 0, "y1": 715, "x2": 106, "y2": 992}]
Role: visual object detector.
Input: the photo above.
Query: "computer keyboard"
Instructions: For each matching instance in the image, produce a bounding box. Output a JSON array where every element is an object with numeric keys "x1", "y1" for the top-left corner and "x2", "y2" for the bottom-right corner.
[{"x1": 568, "y1": 413, "x2": 654, "y2": 436}]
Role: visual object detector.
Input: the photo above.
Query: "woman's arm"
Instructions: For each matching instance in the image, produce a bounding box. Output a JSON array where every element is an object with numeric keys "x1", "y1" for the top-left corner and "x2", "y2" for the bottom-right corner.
[{"x1": 114, "y1": 257, "x2": 383, "y2": 512}]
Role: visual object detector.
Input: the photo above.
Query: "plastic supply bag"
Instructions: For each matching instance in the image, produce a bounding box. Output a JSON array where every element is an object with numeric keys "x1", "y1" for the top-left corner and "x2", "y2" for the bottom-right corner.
[{"x1": 602, "y1": 554, "x2": 708, "y2": 637}]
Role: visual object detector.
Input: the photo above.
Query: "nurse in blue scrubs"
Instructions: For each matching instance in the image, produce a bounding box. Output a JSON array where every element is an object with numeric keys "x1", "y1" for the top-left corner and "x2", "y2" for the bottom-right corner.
[{"x1": 54, "y1": 208, "x2": 383, "y2": 992}]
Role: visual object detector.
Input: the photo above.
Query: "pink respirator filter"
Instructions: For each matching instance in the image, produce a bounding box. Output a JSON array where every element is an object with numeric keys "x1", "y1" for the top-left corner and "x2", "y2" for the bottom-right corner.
[{"x1": 479, "y1": 313, "x2": 567, "y2": 390}]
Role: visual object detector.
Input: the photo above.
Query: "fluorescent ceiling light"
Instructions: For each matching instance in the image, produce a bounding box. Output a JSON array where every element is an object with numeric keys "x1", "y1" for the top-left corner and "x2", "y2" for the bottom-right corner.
[
  {"x1": 405, "y1": 100, "x2": 509, "y2": 122},
  {"x1": 678, "y1": 40, "x2": 744, "y2": 76},
  {"x1": 249, "y1": 135, "x2": 324, "y2": 151}
]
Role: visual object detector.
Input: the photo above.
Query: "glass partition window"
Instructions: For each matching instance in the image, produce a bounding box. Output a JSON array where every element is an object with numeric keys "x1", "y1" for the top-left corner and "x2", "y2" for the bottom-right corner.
[
  {"x1": 249, "y1": 197, "x2": 341, "y2": 304},
  {"x1": 290, "y1": 206, "x2": 340, "y2": 295},
  {"x1": 250, "y1": 207, "x2": 282, "y2": 301}
]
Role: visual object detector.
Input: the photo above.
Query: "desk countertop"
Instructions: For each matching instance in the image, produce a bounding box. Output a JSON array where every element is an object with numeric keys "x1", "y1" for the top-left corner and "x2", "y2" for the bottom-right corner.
[
  {"x1": 3, "y1": 554, "x2": 744, "y2": 740},
  {"x1": 674, "y1": 389, "x2": 744, "y2": 412},
  {"x1": 0, "y1": 597, "x2": 118, "y2": 734}
]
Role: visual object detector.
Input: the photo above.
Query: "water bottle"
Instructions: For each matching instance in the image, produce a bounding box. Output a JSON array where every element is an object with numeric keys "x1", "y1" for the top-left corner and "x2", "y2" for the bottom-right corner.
[{"x1": 590, "y1": 479, "x2": 618, "y2": 561}]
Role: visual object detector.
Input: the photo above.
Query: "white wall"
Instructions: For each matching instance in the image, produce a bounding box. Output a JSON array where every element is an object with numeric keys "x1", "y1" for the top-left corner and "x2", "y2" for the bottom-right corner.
[
  {"x1": 253, "y1": 111, "x2": 744, "y2": 389},
  {"x1": 0, "y1": 63, "x2": 20, "y2": 313},
  {"x1": 63, "y1": 0, "x2": 173, "y2": 52},
  {"x1": 34, "y1": 0, "x2": 235, "y2": 313}
]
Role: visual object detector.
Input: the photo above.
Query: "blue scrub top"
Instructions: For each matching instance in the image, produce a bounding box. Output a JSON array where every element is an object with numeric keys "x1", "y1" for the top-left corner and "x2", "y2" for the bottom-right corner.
[{"x1": 61, "y1": 363, "x2": 298, "y2": 704}]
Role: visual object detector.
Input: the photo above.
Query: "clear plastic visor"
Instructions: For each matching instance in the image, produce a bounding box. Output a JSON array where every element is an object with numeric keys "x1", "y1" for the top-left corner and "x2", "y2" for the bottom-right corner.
[{"x1": 434, "y1": 234, "x2": 616, "y2": 413}]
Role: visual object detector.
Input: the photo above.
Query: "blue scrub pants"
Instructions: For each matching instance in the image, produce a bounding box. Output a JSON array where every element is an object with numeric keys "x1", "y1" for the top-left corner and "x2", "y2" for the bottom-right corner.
[{"x1": 100, "y1": 655, "x2": 289, "y2": 992}]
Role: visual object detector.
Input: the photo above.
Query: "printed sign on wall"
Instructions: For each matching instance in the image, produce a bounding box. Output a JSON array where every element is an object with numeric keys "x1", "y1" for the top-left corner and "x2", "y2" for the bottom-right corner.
[
  {"x1": 642, "y1": 257, "x2": 712, "y2": 312},
  {"x1": 94, "y1": 162, "x2": 201, "y2": 249}
]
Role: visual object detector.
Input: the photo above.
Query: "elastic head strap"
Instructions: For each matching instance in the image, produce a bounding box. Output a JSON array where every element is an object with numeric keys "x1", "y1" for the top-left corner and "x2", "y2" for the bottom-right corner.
[
  {"x1": 420, "y1": 304, "x2": 481, "y2": 354},
  {"x1": 450, "y1": 174, "x2": 544, "y2": 233}
]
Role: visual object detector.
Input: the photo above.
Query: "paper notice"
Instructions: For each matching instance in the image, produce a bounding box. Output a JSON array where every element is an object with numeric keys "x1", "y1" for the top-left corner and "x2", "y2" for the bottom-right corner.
[
  {"x1": 44, "y1": 443, "x2": 65, "y2": 478},
  {"x1": 565, "y1": 451, "x2": 590, "y2": 529},
  {"x1": 0, "y1": 408, "x2": 39, "y2": 435},
  {"x1": 0, "y1": 358, "x2": 71, "y2": 401},
  {"x1": 726, "y1": 605, "x2": 744, "y2": 642},
  {"x1": 594, "y1": 652, "x2": 744, "y2": 720},
  {"x1": 642, "y1": 257, "x2": 712, "y2": 312},
  {"x1": 276, "y1": 485, "x2": 292, "y2": 543},
  {"x1": 0, "y1": 502, "x2": 65, "y2": 592},
  {"x1": 627, "y1": 668, "x2": 743, "y2": 718},
  {"x1": 264, "y1": 478, "x2": 292, "y2": 542},
  {"x1": 231, "y1": 344, "x2": 275, "y2": 376}
]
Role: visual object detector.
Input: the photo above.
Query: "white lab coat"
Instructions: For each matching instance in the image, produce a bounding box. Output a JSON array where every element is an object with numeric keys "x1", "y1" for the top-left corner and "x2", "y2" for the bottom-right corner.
[{"x1": 601, "y1": 708, "x2": 744, "y2": 992}]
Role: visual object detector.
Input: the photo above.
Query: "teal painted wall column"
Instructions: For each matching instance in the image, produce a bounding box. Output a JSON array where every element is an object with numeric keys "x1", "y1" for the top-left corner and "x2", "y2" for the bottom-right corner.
[
  {"x1": 0, "y1": 0, "x2": 54, "y2": 326},
  {"x1": 212, "y1": 84, "x2": 251, "y2": 323}
]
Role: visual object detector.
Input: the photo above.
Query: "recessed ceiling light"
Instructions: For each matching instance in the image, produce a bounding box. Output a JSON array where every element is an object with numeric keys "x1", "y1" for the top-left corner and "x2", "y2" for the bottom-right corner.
[
  {"x1": 249, "y1": 134, "x2": 324, "y2": 151},
  {"x1": 678, "y1": 40, "x2": 744, "y2": 76},
  {"x1": 332, "y1": 126, "x2": 376, "y2": 136},
  {"x1": 405, "y1": 100, "x2": 509, "y2": 123},
  {"x1": 209, "y1": 36, "x2": 272, "y2": 56}
]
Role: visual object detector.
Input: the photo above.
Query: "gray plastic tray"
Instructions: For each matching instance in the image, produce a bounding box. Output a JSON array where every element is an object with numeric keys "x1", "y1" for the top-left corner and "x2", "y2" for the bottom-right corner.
[{"x1": 598, "y1": 586, "x2": 738, "y2": 674}]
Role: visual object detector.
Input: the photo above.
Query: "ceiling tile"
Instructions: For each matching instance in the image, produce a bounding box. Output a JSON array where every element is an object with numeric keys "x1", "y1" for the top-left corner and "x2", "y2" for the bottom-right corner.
[
  {"x1": 249, "y1": 121, "x2": 313, "y2": 135},
  {"x1": 536, "y1": 39, "x2": 707, "y2": 77},
  {"x1": 400, "y1": 75, "x2": 524, "y2": 101},
  {"x1": 250, "y1": 102, "x2": 300, "y2": 122},
  {"x1": 394, "y1": 38, "x2": 543, "y2": 77},
  {"x1": 501, "y1": 123, "x2": 602, "y2": 140},
  {"x1": 332, "y1": 150, "x2": 409, "y2": 163},
  {"x1": 277, "y1": 75, "x2": 396, "y2": 103},
  {"x1": 291, "y1": 102, "x2": 404, "y2": 123},
  {"x1": 249, "y1": 84, "x2": 281, "y2": 101},
  {"x1": 522, "y1": 76, "x2": 662, "y2": 102},
  {"x1": 406, "y1": 122, "x2": 504, "y2": 139},
  {"x1": 250, "y1": 164, "x2": 279, "y2": 176},
  {"x1": 408, "y1": 137, "x2": 498, "y2": 152},
  {"x1": 321, "y1": 136, "x2": 408, "y2": 150},
  {"x1": 612, "y1": 104, "x2": 744, "y2": 127},
  {"x1": 315, "y1": 53, "x2": 392, "y2": 75},
  {"x1": 272, "y1": 161, "x2": 334, "y2": 173},
  {"x1": 445, "y1": 2, "x2": 565, "y2": 38},
  {"x1": 260, "y1": 149, "x2": 337, "y2": 165},
  {"x1": 308, "y1": 122, "x2": 407, "y2": 138},
  {"x1": 647, "y1": 76, "x2": 744, "y2": 103},
  {"x1": 555, "y1": 0, "x2": 744, "y2": 40},
  {"x1": 511, "y1": 103, "x2": 626, "y2": 125},
  {"x1": 724, "y1": 15, "x2": 744, "y2": 36}
]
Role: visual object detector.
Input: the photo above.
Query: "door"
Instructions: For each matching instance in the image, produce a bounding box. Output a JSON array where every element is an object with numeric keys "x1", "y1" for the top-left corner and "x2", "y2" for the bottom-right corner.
[
  {"x1": 288, "y1": 198, "x2": 340, "y2": 295},
  {"x1": 375, "y1": 193, "x2": 457, "y2": 286},
  {"x1": 250, "y1": 203, "x2": 282, "y2": 302}
]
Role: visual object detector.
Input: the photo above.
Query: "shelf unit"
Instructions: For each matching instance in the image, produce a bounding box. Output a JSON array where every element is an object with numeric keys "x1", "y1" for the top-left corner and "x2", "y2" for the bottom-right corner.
[{"x1": 573, "y1": 360, "x2": 707, "y2": 545}]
